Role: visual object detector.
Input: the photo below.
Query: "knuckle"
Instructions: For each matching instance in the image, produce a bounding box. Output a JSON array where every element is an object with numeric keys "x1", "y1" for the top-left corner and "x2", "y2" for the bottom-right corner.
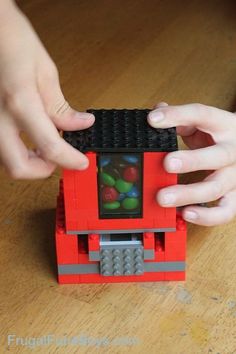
[
  {"x1": 7, "y1": 165, "x2": 27, "y2": 179},
  {"x1": 182, "y1": 150, "x2": 199, "y2": 171},
  {"x1": 3, "y1": 87, "x2": 34, "y2": 116},
  {"x1": 187, "y1": 152, "x2": 198, "y2": 170},
  {"x1": 210, "y1": 180, "x2": 224, "y2": 200},
  {"x1": 192, "y1": 103, "x2": 210, "y2": 117},
  {"x1": 221, "y1": 143, "x2": 235, "y2": 165},
  {"x1": 4, "y1": 92, "x2": 25, "y2": 115},
  {"x1": 42, "y1": 140, "x2": 63, "y2": 162},
  {"x1": 187, "y1": 188, "x2": 201, "y2": 204},
  {"x1": 54, "y1": 99, "x2": 70, "y2": 116}
]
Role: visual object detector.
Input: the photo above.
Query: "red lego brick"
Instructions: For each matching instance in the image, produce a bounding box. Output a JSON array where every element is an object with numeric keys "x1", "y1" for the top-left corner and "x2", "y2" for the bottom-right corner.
[
  {"x1": 88, "y1": 234, "x2": 100, "y2": 251},
  {"x1": 77, "y1": 272, "x2": 166, "y2": 283},
  {"x1": 60, "y1": 271, "x2": 184, "y2": 284},
  {"x1": 176, "y1": 215, "x2": 187, "y2": 231},
  {"x1": 58, "y1": 275, "x2": 80, "y2": 284},
  {"x1": 78, "y1": 253, "x2": 98, "y2": 264},
  {"x1": 55, "y1": 193, "x2": 79, "y2": 264},
  {"x1": 165, "y1": 216, "x2": 187, "y2": 261},
  {"x1": 154, "y1": 251, "x2": 165, "y2": 262},
  {"x1": 143, "y1": 152, "x2": 177, "y2": 229},
  {"x1": 58, "y1": 271, "x2": 185, "y2": 284},
  {"x1": 56, "y1": 232, "x2": 79, "y2": 264},
  {"x1": 143, "y1": 232, "x2": 155, "y2": 249},
  {"x1": 63, "y1": 153, "x2": 98, "y2": 233}
]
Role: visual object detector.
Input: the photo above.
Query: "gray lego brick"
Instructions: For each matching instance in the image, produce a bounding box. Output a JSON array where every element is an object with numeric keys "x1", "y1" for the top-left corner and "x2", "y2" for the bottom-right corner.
[
  {"x1": 100, "y1": 234, "x2": 142, "y2": 243},
  {"x1": 100, "y1": 243, "x2": 143, "y2": 250},
  {"x1": 58, "y1": 261, "x2": 186, "y2": 275},
  {"x1": 100, "y1": 246, "x2": 144, "y2": 276},
  {"x1": 58, "y1": 264, "x2": 99, "y2": 275},
  {"x1": 144, "y1": 249, "x2": 155, "y2": 260},
  {"x1": 89, "y1": 251, "x2": 100, "y2": 261},
  {"x1": 66, "y1": 228, "x2": 176, "y2": 235},
  {"x1": 144, "y1": 261, "x2": 185, "y2": 272}
]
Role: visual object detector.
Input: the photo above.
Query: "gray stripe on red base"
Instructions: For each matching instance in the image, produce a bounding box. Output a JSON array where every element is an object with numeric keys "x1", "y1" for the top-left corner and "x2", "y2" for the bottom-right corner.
[
  {"x1": 66, "y1": 228, "x2": 176, "y2": 235},
  {"x1": 58, "y1": 261, "x2": 185, "y2": 275}
]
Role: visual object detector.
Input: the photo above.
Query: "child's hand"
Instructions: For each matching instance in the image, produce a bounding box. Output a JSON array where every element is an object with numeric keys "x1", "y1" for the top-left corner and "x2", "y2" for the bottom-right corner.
[
  {"x1": 148, "y1": 103, "x2": 236, "y2": 226},
  {"x1": 0, "y1": 2, "x2": 94, "y2": 179}
]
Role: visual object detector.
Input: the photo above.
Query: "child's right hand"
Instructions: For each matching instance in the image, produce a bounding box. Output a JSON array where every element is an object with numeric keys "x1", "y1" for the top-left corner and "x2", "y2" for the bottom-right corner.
[
  {"x1": 0, "y1": 1, "x2": 94, "y2": 179},
  {"x1": 148, "y1": 103, "x2": 236, "y2": 226}
]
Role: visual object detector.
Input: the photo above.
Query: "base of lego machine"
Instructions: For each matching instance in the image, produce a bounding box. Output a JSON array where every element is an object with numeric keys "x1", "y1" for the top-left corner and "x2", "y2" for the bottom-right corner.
[
  {"x1": 58, "y1": 272, "x2": 185, "y2": 284},
  {"x1": 55, "y1": 185, "x2": 187, "y2": 284}
]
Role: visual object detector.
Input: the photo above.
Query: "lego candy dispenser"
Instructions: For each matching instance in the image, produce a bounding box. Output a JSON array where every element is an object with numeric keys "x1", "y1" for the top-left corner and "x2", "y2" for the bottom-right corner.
[{"x1": 55, "y1": 109, "x2": 187, "y2": 283}]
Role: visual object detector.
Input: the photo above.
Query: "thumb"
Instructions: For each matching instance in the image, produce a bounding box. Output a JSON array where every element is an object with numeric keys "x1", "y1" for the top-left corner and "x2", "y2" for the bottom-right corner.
[
  {"x1": 50, "y1": 98, "x2": 95, "y2": 131},
  {"x1": 40, "y1": 68, "x2": 95, "y2": 131}
]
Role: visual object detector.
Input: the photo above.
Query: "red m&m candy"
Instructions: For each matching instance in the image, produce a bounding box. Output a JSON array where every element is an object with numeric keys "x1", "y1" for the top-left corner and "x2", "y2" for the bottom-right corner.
[
  {"x1": 102, "y1": 187, "x2": 119, "y2": 202},
  {"x1": 123, "y1": 166, "x2": 139, "y2": 182}
]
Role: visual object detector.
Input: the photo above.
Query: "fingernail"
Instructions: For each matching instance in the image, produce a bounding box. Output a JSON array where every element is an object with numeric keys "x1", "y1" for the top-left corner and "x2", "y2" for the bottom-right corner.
[
  {"x1": 79, "y1": 159, "x2": 89, "y2": 170},
  {"x1": 156, "y1": 102, "x2": 168, "y2": 108},
  {"x1": 148, "y1": 110, "x2": 165, "y2": 123},
  {"x1": 76, "y1": 112, "x2": 94, "y2": 120},
  {"x1": 168, "y1": 158, "x2": 183, "y2": 172},
  {"x1": 184, "y1": 210, "x2": 198, "y2": 220},
  {"x1": 160, "y1": 193, "x2": 176, "y2": 206}
]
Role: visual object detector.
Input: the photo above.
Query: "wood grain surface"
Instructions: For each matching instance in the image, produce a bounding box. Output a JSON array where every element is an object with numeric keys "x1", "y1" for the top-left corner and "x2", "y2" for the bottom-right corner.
[{"x1": 0, "y1": 1, "x2": 236, "y2": 353}]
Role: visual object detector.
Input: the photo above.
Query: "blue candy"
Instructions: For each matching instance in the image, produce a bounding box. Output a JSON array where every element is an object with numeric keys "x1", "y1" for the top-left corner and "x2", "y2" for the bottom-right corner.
[
  {"x1": 100, "y1": 156, "x2": 111, "y2": 167},
  {"x1": 127, "y1": 186, "x2": 140, "y2": 198},
  {"x1": 122, "y1": 155, "x2": 138, "y2": 164}
]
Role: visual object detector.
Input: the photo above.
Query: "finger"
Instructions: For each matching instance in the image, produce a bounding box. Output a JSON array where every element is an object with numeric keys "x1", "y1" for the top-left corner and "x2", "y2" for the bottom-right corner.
[
  {"x1": 0, "y1": 114, "x2": 55, "y2": 179},
  {"x1": 163, "y1": 143, "x2": 235, "y2": 172},
  {"x1": 182, "y1": 189, "x2": 236, "y2": 226},
  {"x1": 52, "y1": 101, "x2": 95, "y2": 132},
  {"x1": 157, "y1": 165, "x2": 236, "y2": 207},
  {"x1": 7, "y1": 90, "x2": 89, "y2": 169},
  {"x1": 153, "y1": 102, "x2": 169, "y2": 109},
  {"x1": 152, "y1": 103, "x2": 197, "y2": 136},
  {"x1": 38, "y1": 65, "x2": 95, "y2": 131},
  {"x1": 147, "y1": 103, "x2": 236, "y2": 139}
]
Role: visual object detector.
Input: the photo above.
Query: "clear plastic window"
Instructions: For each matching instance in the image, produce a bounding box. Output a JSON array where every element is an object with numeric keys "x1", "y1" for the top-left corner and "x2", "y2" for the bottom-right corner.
[{"x1": 97, "y1": 153, "x2": 143, "y2": 218}]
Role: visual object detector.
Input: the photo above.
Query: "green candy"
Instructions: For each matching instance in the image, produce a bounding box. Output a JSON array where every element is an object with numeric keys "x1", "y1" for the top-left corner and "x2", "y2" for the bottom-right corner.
[
  {"x1": 122, "y1": 197, "x2": 139, "y2": 210},
  {"x1": 115, "y1": 179, "x2": 133, "y2": 193},
  {"x1": 103, "y1": 201, "x2": 120, "y2": 210},
  {"x1": 101, "y1": 172, "x2": 115, "y2": 186}
]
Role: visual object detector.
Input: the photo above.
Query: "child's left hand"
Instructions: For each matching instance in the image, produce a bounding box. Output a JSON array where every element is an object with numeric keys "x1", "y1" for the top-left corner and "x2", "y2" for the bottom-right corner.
[{"x1": 148, "y1": 102, "x2": 236, "y2": 226}]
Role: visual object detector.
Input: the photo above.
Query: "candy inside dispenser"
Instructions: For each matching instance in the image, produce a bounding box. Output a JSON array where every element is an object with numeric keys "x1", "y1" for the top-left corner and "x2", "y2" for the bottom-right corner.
[{"x1": 98, "y1": 153, "x2": 143, "y2": 218}]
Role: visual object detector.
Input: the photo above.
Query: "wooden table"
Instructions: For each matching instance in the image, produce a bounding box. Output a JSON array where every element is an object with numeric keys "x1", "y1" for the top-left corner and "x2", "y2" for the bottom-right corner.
[{"x1": 0, "y1": 1, "x2": 236, "y2": 353}]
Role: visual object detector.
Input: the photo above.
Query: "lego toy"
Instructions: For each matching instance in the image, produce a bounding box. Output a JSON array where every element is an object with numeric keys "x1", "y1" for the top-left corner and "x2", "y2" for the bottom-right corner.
[{"x1": 55, "y1": 109, "x2": 187, "y2": 284}]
